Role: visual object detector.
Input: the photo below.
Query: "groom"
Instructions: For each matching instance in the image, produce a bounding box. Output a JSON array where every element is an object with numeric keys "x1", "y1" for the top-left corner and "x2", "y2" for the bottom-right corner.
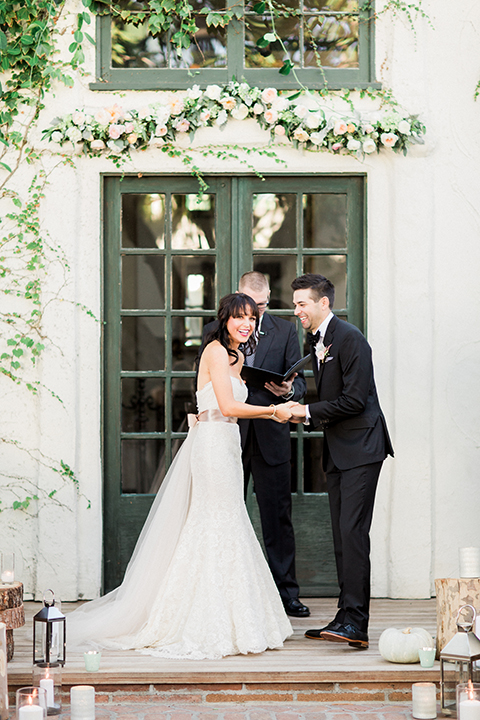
[{"x1": 290, "y1": 273, "x2": 393, "y2": 649}]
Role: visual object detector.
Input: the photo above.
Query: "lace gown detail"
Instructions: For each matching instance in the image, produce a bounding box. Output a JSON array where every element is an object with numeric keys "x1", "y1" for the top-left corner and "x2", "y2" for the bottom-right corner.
[{"x1": 67, "y1": 377, "x2": 292, "y2": 660}]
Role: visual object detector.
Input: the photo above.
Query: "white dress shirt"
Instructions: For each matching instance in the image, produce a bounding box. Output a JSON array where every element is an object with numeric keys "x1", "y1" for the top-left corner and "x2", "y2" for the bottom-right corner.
[{"x1": 304, "y1": 312, "x2": 334, "y2": 423}]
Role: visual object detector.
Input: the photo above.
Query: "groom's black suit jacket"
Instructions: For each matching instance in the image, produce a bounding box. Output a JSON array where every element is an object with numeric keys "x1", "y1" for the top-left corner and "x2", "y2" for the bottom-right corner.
[{"x1": 308, "y1": 315, "x2": 394, "y2": 469}]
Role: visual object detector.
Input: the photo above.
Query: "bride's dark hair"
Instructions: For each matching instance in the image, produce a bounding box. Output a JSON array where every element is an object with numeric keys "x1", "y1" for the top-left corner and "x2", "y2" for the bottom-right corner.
[{"x1": 204, "y1": 293, "x2": 259, "y2": 365}]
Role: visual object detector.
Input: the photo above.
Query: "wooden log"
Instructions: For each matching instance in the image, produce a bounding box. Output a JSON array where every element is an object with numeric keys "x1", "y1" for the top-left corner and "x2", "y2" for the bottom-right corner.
[
  {"x1": 0, "y1": 581, "x2": 25, "y2": 662},
  {"x1": 435, "y1": 578, "x2": 480, "y2": 654}
]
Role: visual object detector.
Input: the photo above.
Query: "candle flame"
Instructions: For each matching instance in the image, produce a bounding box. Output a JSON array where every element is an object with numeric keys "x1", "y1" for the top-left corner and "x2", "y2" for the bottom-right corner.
[
  {"x1": 468, "y1": 679, "x2": 474, "y2": 700},
  {"x1": 28, "y1": 697, "x2": 33, "y2": 706}
]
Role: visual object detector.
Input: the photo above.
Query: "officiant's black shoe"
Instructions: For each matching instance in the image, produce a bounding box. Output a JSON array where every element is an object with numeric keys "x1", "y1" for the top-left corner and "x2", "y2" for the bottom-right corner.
[
  {"x1": 320, "y1": 623, "x2": 369, "y2": 649},
  {"x1": 283, "y1": 598, "x2": 310, "y2": 617},
  {"x1": 305, "y1": 621, "x2": 342, "y2": 639}
]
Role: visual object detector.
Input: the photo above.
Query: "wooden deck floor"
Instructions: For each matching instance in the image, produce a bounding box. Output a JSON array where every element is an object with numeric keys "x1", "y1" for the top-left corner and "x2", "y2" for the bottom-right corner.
[{"x1": 8, "y1": 598, "x2": 439, "y2": 687}]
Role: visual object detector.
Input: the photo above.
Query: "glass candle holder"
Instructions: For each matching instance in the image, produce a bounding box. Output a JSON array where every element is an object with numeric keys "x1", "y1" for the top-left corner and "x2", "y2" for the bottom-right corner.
[
  {"x1": 419, "y1": 647, "x2": 437, "y2": 668},
  {"x1": 0, "y1": 553, "x2": 15, "y2": 585},
  {"x1": 83, "y1": 651, "x2": 101, "y2": 672},
  {"x1": 412, "y1": 682, "x2": 437, "y2": 719},
  {"x1": 457, "y1": 683, "x2": 480, "y2": 720},
  {"x1": 16, "y1": 687, "x2": 46, "y2": 720},
  {"x1": 70, "y1": 685, "x2": 95, "y2": 720},
  {"x1": 32, "y1": 663, "x2": 62, "y2": 715}
]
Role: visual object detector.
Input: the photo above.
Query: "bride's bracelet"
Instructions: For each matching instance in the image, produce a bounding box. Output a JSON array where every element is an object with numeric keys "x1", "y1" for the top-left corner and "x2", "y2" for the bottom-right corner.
[{"x1": 269, "y1": 404, "x2": 277, "y2": 419}]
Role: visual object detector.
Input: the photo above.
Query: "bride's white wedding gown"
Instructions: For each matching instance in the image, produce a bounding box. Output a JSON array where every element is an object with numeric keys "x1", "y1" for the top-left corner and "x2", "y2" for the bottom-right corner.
[{"x1": 67, "y1": 377, "x2": 292, "y2": 659}]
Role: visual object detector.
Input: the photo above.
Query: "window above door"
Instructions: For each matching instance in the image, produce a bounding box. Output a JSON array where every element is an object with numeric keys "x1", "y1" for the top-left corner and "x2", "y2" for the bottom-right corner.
[{"x1": 90, "y1": 0, "x2": 379, "y2": 91}]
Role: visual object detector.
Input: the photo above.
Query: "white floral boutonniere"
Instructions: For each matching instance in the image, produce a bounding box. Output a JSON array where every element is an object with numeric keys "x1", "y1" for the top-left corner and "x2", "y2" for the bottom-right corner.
[{"x1": 316, "y1": 343, "x2": 332, "y2": 364}]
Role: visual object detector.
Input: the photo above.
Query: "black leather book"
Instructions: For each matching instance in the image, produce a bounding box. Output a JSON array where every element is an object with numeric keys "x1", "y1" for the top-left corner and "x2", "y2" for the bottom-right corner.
[{"x1": 241, "y1": 354, "x2": 311, "y2": 390}]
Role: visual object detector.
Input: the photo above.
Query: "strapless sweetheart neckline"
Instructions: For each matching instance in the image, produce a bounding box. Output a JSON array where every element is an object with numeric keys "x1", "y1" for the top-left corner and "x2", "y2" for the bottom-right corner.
[{"x1": 197, "y1": 376, "x2": 244, "y2": 394}]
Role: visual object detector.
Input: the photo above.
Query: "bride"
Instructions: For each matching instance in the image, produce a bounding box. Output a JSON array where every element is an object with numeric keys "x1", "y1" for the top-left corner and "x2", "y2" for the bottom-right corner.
[{"x1": 67, "y1": 293, "x2": 295, "y2": 659}]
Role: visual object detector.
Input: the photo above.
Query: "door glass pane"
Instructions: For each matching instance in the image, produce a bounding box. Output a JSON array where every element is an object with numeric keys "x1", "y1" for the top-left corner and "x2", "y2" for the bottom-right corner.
[
  {"x1": 122, "y1": 194, "x2": 165, "y2": 249},
  {"x1": 304, "y1": 437, "x2": 328, "y2": 492},
  {"x1": 252, "y1": 194, "x2": 296, "y2": 248},
  {"x1": 122, "y1": 255, "x2": 165, "y2": 309},
  {"x1": 111, "y1": 1, "x2": 227, "y2": 70},
  {"x1": 172, "y1": 374, "x2": 196, "y2": 432},
  {"x1": 172, "y1": 256, "x2": 215, "y2": 309},
  {"x1": 304, "y1": 194, "x2": 347, "y2": 248},
  {"x1": 253, "y1": 255, "x2": 297, "y2": 309},
  {"x1": 304, "y1": 14, "x2": 358, "y2": 68},
  {"x1": 172, "y1": 195, "x2": 216, "y2": 249},
  {"x1": 303, "y1": 254, "x2": 346, "y2": 308},
  {"x1": 122, "y1": 317, "x2": 165, "y2": 370},
  {"x1": 304, "y1": 0, "x2": 358, "y2": 9},
  {"x1": 121, "y1": 438, "x2": 165, "y2": 494},
  {"x1": 122, "y1": 378, "x2": 165, "y2": 432}
]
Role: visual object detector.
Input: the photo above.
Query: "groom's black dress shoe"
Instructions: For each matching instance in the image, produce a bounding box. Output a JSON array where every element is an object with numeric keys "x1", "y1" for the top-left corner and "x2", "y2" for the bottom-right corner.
[
  {"x1": 283, "y1": 598, "x2": 310, "y2": 617},
  {"x1": 304, "y1": 621, "x2": 342, "y2": 639},
  {"x1": 320, "y1": 623, "x2": 369, "y2": 649}
]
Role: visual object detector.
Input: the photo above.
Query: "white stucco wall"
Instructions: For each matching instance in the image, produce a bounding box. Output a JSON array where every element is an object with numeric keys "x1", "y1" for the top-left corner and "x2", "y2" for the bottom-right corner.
[{"x1": 1, "y1": 0, "x2": 479, "y2": 601}]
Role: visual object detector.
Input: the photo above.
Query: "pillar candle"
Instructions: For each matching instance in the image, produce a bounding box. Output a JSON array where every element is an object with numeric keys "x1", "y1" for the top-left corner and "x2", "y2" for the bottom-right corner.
[
  {"x1": 70, "y1": 685, "x2": 95, "y2": 720},
  {"x1": 412, "y1": 682, "x2": 437, "y2": 719},
  {"x1": 459, "y1": 547, "x2": 480, "y2": 578},
  {"x1": 18, "y1": 705, "x2": 43, "y2": 720},
  {"x1": 459, "y1": 698, "x2": 480, "y2": 720},
  {"x1": 39, "y1": 678, "x2": 54, "y2": 708}
]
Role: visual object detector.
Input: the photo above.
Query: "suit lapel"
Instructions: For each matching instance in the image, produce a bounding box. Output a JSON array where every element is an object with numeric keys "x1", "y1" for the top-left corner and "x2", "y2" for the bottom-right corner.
[
  {"x1": 253, "y1": 313, "x2": 274, "y2": 368},
  {"x1": 317, "y1": 315, "x2": 337, "y2": 391}
]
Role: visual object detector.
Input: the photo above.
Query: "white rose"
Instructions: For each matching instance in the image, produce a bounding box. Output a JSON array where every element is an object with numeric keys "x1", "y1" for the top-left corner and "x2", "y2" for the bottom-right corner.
[
  {"x1": 253, "y1": 103, "x2": 264, "y2": 115},
  {"x1": 305, "y1": 112, "x2": 323, "y2": 129},
  {"x1": 362, "y1": 138, "x2": 376, "y2": 154},
  {"x1": 381, "y1": 132, "x2": 398, "y2": 147},
  {"x1": 155, "y1": 125, "x2": 168, "y2": 137},
  {"x1": 310, "y1": 131, "x2": 325, "y2": 146},
  {"x1": 187, "y1": 84, "x2": 202, "y2": 100},
  {"x1": 66, "y1": 126, "x2": 82, "y2": 143},
  {"x1": 94, "y1": 108, "x2": 111, "y2": 126},
  {"x1": 293, "y1": 127, "x2": 309, "y2": 142},
  {"x1": 215, "y1": 110, "x2": 228, "y2": 126},
  {"x1": 274, "y1": 125, "x2": 286, "y2": 136},
  {"x1": 294, "y1": 104, "x2": 308, "y2": 119},
  {"x1": 199, "y1": 110, "x2": 211, "y2": 123},
  {"x1": 347, "y1": 138, "x2": 361, "y2": 151},
  {"x1": 272, "y1": 96, "x2": 290, "y2": 112},
  {"x1": 155, "y1": 107, "x2": 170, "y2": 124},
  {"x1": 138, "y1": 107, "x2": 151, "y2": 120},
  {"x1": 398, "y1": 119, "x2": 411, "y2": 135},
  {"x1": 72, "y1": 111, "x2": 86, "y2": 126},
  {"x1": 51, "y1": 131, "x2": 63, "y2": 143},
  {"x1": 90, "y1": 139, "x2": 106, "y2": 150},
  {"x1": 362, "y1": 123, "x2": 374, "y2": 134},
  {"x1": 149, "y1": 136, "x2": 164, "y2": 147},
  {"x1": 231, "y1": 104, "x2": 249, "y2": 120},
  {"x1": 334, "y1": 120, "x2": 348, "y2": 135},
  {"x1": 206, "y1": 84, "x2": 222, "y2": 101}
]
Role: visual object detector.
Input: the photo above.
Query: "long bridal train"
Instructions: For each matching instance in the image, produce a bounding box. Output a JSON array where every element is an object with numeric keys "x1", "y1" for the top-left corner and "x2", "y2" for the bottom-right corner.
[{"x1": 67, "y1": 377, "x2": 292, "y2": 660}]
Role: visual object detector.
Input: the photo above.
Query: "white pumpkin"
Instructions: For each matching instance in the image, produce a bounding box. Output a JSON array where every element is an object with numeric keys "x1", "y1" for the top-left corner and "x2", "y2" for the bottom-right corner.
[{"x1": 378, "y1": 626, "x2": 434, "y2": 663}]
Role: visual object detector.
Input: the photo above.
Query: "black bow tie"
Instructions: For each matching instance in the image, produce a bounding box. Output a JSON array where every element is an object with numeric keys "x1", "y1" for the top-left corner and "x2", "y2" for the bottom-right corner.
[{"x1": 307, "y1": 330, "x2": 321, "y2": 347}]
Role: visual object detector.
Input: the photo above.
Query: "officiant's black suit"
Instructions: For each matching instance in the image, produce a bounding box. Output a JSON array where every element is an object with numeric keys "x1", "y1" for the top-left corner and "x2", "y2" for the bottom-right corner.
[
  {"x1": 201, "y1": 313, "x2": 306, "y2": 602},
  {"x1": 308, "y1": 315, "x2": 393, "y2": 632}
]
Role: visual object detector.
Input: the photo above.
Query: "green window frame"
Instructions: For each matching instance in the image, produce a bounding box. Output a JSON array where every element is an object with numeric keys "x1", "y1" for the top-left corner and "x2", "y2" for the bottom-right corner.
[{"x1": 90, "y1": 2, "x2": 378, "y2": 92}]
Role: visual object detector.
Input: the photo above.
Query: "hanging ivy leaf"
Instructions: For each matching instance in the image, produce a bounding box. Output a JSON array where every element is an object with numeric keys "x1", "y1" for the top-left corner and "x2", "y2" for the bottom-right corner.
[
  {"x1": 279, "y1": 59, "x2": 294, "y2": 75},
  {"x1": 253, "y1": 1, "x2": 266, "y2": 12}
]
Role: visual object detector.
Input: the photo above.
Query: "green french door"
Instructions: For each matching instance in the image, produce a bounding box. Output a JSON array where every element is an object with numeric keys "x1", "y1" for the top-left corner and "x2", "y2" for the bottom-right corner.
[{"x1": 103, "y1": 174, "x2": 365, "y2": 594}]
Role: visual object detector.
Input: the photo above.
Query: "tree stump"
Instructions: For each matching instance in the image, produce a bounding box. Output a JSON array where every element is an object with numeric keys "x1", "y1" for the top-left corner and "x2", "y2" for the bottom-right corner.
[
  {"x1": 435, "y1": 578, "x2": 480, "y2": 654},
  {"x1": 0, "y1": 581, "x2": 25, "y2": 661}
]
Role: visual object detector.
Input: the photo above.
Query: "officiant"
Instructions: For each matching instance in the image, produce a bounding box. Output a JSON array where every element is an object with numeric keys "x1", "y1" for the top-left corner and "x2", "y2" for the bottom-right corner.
[{"x1": 200, "y1": 271, "x2": 309, "y2": 618}]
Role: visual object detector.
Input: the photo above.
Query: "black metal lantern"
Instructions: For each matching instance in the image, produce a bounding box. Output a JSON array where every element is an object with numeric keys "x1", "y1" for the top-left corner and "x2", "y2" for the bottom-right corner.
[
  {"x1": 440, "y1": 604, "x2": 480, "y2": 714},
  {"x1": 33, "y1": 590, "x2": 66, "y2": 666}
]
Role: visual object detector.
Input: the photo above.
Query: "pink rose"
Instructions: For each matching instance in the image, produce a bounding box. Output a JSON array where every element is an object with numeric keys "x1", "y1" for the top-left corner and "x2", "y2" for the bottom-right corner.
[
  {"x1": 127, "y1": 133, "x2": 138, "y2": 144},
  {"x1": 155, "y1": 125, "x2": 168, "y2": 137},
  {"x1": 105, "y1": 103, "x2": 124, "y2": 123},
  {"x1": 332, "y1": 142, "x2": 343, "y2": 151},
  {"x1": 261, "y1": 87, "x2": 278, "y2": 105},
  {"x1": 175, "y1": 119, "x2": 190, "y2": 133},
  {"x1": 169, "y1": 97, "x2": 185, "y2": 116},
  {"x1": 333, "y1": 120, "x2": 348, "y2": 135},
  {"x1": 108, "y1": 124, "x2": 122, "y2": 140},
  {"x1": 94, "y1": 109, "x2": 111, "y2": 126},
  {"x1": 380, "y1": 132, "x2": 398, "y2": 147},
  {"x1": 274, "y1": 125, "x2": 286, "y2": 136},
  {"x1": 264, "y1": 108, "x2": 278, "y2": 124},
  {"x1": 124, "y1": 122, "x2": 135, "y2": 134},
  {"x1": 200, "y1": 110, "x2": 211, "y2": 123}
]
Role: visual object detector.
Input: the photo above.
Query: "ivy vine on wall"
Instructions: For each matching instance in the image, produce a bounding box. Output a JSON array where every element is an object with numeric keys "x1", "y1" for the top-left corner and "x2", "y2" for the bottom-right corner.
[{"x1": 0, "y1": 0, "x2": 429, "y2": 514}]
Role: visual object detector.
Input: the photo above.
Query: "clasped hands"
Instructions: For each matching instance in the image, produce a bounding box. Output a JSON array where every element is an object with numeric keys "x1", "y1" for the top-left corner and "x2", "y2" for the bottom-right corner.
[{"x1": 270, "y1": 401, "x2": 307, "y2": 424}]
